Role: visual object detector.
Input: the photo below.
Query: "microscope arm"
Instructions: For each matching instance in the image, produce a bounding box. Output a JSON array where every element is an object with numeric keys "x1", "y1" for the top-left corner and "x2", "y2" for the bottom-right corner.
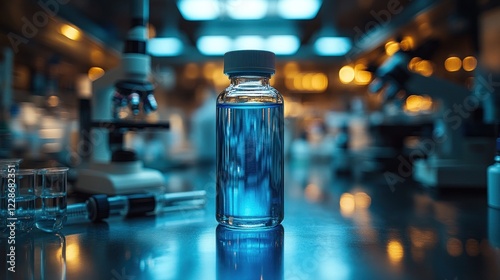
[
  {"x1": 371, "y1": 54, "x2": 496, "y2": 187},
  {"x1": 371, "y1": 52, "x2": 473, "y2": 158},
  {"x1": 404, "y1": 72, "x2": 473, "y2": 158}
]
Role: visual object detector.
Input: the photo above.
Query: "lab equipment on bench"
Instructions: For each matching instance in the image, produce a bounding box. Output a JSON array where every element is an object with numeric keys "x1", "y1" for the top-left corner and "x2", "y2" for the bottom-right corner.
[
  {"x1": 66, "y1": 190, "x2": 206, "y2": 223},
  {"x1": 76, "y1": 0, "x2": 169, "y2": 195},
  {"x1": 370, "y1": 51, "x2": 497, "y2": 188},
  {"x1": 36, "y1": 167, "x2": 69, "y2": 232},
  {"x1": 1, "y1": 169, "x2": 36, "y2": 233}
]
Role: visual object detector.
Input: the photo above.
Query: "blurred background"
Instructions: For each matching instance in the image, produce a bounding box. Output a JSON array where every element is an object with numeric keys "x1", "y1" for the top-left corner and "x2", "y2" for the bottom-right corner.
[{"x1": 0, "y1": 0, "x2": 498, "y2": 178}]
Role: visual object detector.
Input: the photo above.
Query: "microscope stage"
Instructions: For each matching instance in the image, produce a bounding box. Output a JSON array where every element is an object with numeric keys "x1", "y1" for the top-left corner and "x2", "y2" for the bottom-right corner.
[{"x1": 76, "y1": 162, "x2": 165, "y2": 195}]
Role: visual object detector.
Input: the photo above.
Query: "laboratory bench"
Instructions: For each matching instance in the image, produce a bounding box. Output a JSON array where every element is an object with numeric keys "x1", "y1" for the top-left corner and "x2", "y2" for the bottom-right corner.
[{"x1": 2, "y1": 162, "x2": 500, "y2": 280}]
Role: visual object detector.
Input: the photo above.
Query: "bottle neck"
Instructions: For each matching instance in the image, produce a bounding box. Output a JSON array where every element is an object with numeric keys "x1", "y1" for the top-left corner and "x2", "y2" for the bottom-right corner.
[{"x1": 229, "y1": 75, "x2": 271, "y2": 87}]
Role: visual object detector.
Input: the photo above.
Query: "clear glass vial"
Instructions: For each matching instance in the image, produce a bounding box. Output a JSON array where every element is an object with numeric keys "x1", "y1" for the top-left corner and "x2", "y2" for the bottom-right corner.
[{"x1": 216, "y1": 50, "x2": 284, "y2": 228}]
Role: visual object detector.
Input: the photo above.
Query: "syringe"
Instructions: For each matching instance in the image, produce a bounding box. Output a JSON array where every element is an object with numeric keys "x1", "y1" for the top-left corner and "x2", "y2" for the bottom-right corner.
[{"x1": 67, "y1": 190, "x2": 206, "y2": 224}]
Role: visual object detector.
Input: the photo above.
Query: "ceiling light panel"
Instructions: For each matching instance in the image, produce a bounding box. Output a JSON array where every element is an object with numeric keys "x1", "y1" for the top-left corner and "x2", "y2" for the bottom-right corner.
[
  {"x1": 277, "y1": 0, "x2": 322, "y2": 19},
  {"x1": 178, "y1": 0, "x2": 220, "y2": 20},
  {"x1": 226, "y1": 0, "x2": 268, "y2": 20},
  {"x1": 314, "y1": 37, "x2": 352, "y2": 56},
  {"x1": 197, "y1": 36, "x2": 233, "y2": 55},
  {"x1": 148, "y1": 38, "x2": 183, "y2": 56}
]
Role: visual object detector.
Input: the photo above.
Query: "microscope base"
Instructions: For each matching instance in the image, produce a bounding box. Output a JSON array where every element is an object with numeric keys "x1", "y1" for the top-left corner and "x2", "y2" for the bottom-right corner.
[
  {"x1": 413, "y1": 158, "x2": 487, "y2": 188},
  {"x1": 76, "y1": 161, "x2": 164, "y2": 195}
]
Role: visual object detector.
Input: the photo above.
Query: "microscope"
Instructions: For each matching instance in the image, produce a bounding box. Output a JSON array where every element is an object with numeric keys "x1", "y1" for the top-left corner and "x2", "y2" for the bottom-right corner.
[
  {"x1": 370, "y1": 51, "x2": 498, "y2": 188},
  {"x1": 76, "y1": 0, "x2": 169, "y2": 194}
]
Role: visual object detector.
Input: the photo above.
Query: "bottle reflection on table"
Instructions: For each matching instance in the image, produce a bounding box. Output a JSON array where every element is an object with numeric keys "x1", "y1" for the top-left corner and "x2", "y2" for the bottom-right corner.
[
  {"x1": 216, "y1": 225, "x2": 284, "y2": 280},
  {"x1": 488, "y1": 207, "x2": 500, "y2": 249}
]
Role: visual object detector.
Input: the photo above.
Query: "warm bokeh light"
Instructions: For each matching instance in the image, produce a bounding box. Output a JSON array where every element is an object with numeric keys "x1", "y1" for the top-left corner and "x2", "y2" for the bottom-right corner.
[
  {"x1": 302, "y1": 73, "x2": 313, "y2": 90},
  {"x1": 147, "y1": 23, "x2": 156, "y2": 38},
  {"x1": 405, "y1": 95, "x2": 422, "y2": 113},
  {"x1": 354, "y1": 63, "x2": 366, "y2": 71},
  {"x1": 340, "y1": 193, "x2": 355, "y2": 216},
  {"x1": 284, "y1": 61, "x2": 300, "y2": 75},
  {"x1": 444, "y1": 56, "x2": 462, "y2": 72},
  {"x1": 66, "y1": 243, "x2": 80, "y2": 262},
  {"x1": 184, "y1": 63, "x2": 200, "y2": 79},
  {"x1": 270, "y1": 76, "x2": 276, "y2": 87},
  {"x1": 404, "y1": 95, "x2": 433, "y2": 113},
  {"x1": 465, "y1": 239, "x2": 480, "y2": 256},
  {"x1": 305, "y1": 183, "x2": 322, "y2": 202},
  {"x1": 353, "y1": 64, "x2": 372, "y2": 85},
  {"x1": 211, "y1": 65, "x2": 227, "y2": 88},
  {"x1": 88, "y1": 67, "x2": 105, "y2": 81},
  {"x1": 463, "y1": 56, "x2": 477, "y2": 72},
  {"x1": 203, "y1": 62, "x2": 217, "y2": 80},
  {"x1": 354, "y1": 192, "x2": 371, "y2": 209},
  {"x1": 311, "y1": 73, "x2": 327, "y2": 91},
  {"x1": 414, "y1": 60, "x2": 433, "y2": 77},
  {"x1": 60, "y1": 24, "x2": 80, "y2": 41},
  {"x1": 385, "y1": 41, "x2": 400, "y2": 56},
  {"x1": 286, "y1": 72, "x2": 328, "y2": 92},
  {"x1": 409, "y1": 227, "x2": 437, "y2": 249},
  {"x1": 354, "y1": 70, "x2": 372, "y2": 85},
  {"x1": 47, "y1": 95, "x2": 59, "y2": 107},
  {"x1": 408, "y1": 57, "x2": 422, "y2": 71},
  {"x1": 339, "y1": 65, "x2": 355, "y2": 84},
  {"x1": 446, "y1": 238, "x2": 463, "y2": 257},
  {"x1": 387, "y1": 240, "x2": 404, "y2": 264},
  {"x1": 293, "y1": 74, "x2": 303, "y2": 90},
  {"x1": 285, "y1": 77, "x2": 295, "y2": 90},
  {"x1": 399, "y1": 36, "x2": 414, "y2": 51}
]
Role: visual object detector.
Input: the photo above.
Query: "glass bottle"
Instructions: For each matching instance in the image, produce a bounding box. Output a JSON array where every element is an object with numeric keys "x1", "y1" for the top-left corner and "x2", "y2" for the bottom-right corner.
[
  {"x1": 488, "y1": 138, "x2": 500, "y2": 209},
  {"x1": 216, "y1": 50, "x2": 284, "y2": 228}
]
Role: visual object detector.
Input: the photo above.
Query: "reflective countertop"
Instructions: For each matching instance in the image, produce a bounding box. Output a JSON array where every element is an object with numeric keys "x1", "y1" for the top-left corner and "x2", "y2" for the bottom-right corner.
[{"x1": 2, "y1": 162, "x2": 500, "y2": 280}]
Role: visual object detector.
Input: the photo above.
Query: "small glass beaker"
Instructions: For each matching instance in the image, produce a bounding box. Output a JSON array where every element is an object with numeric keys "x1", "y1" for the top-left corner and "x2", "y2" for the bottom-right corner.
[
  {"x1": 0, "y1": 159, "x2": 22, "y2": 233},
  {"x1": 36, "y1": 167, "x2": 69, "y2": 232},
  {"x1": 1, "y1": 168, "x2": 36, "y2": 233}
]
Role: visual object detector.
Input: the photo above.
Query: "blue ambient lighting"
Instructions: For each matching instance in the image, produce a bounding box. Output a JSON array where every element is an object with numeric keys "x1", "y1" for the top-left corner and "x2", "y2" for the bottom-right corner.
[
  {"x1": 197, "y1": 36, "x2": 233, "y2": 55},
  {"x1": 314, "y1": 37, "x2": 352, "y2": 56},
  {"x1": 227, "y1": 0, "x2": 268, "y2": 20},
  {"x1": 234, "y1": 36, "x2": 266, "y2": 50},
  {"x1": 147, "y1": 38, "x2": 183, "y2": 56},
  {"x1": 196, "y1": 35, "x2": 301, "y2": 56},
  {"x1": 277, "y1": 0, "x2": 322, "y2": 19},
  {"x1": 267, "y1": 35, "x2": 300, "y2": 55},
  {"x1": 177, "y1": 0, "x2": 220, "y2": 21}
]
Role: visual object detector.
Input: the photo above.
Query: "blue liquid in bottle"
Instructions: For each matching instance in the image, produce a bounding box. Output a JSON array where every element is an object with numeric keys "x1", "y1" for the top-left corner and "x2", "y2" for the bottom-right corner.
[
  {"x1": 216, "y1": 50, "x2": 284, "y2": 228},
  {"x1": 216, "y1": 103, "x2": 284, "y2": 227}
]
